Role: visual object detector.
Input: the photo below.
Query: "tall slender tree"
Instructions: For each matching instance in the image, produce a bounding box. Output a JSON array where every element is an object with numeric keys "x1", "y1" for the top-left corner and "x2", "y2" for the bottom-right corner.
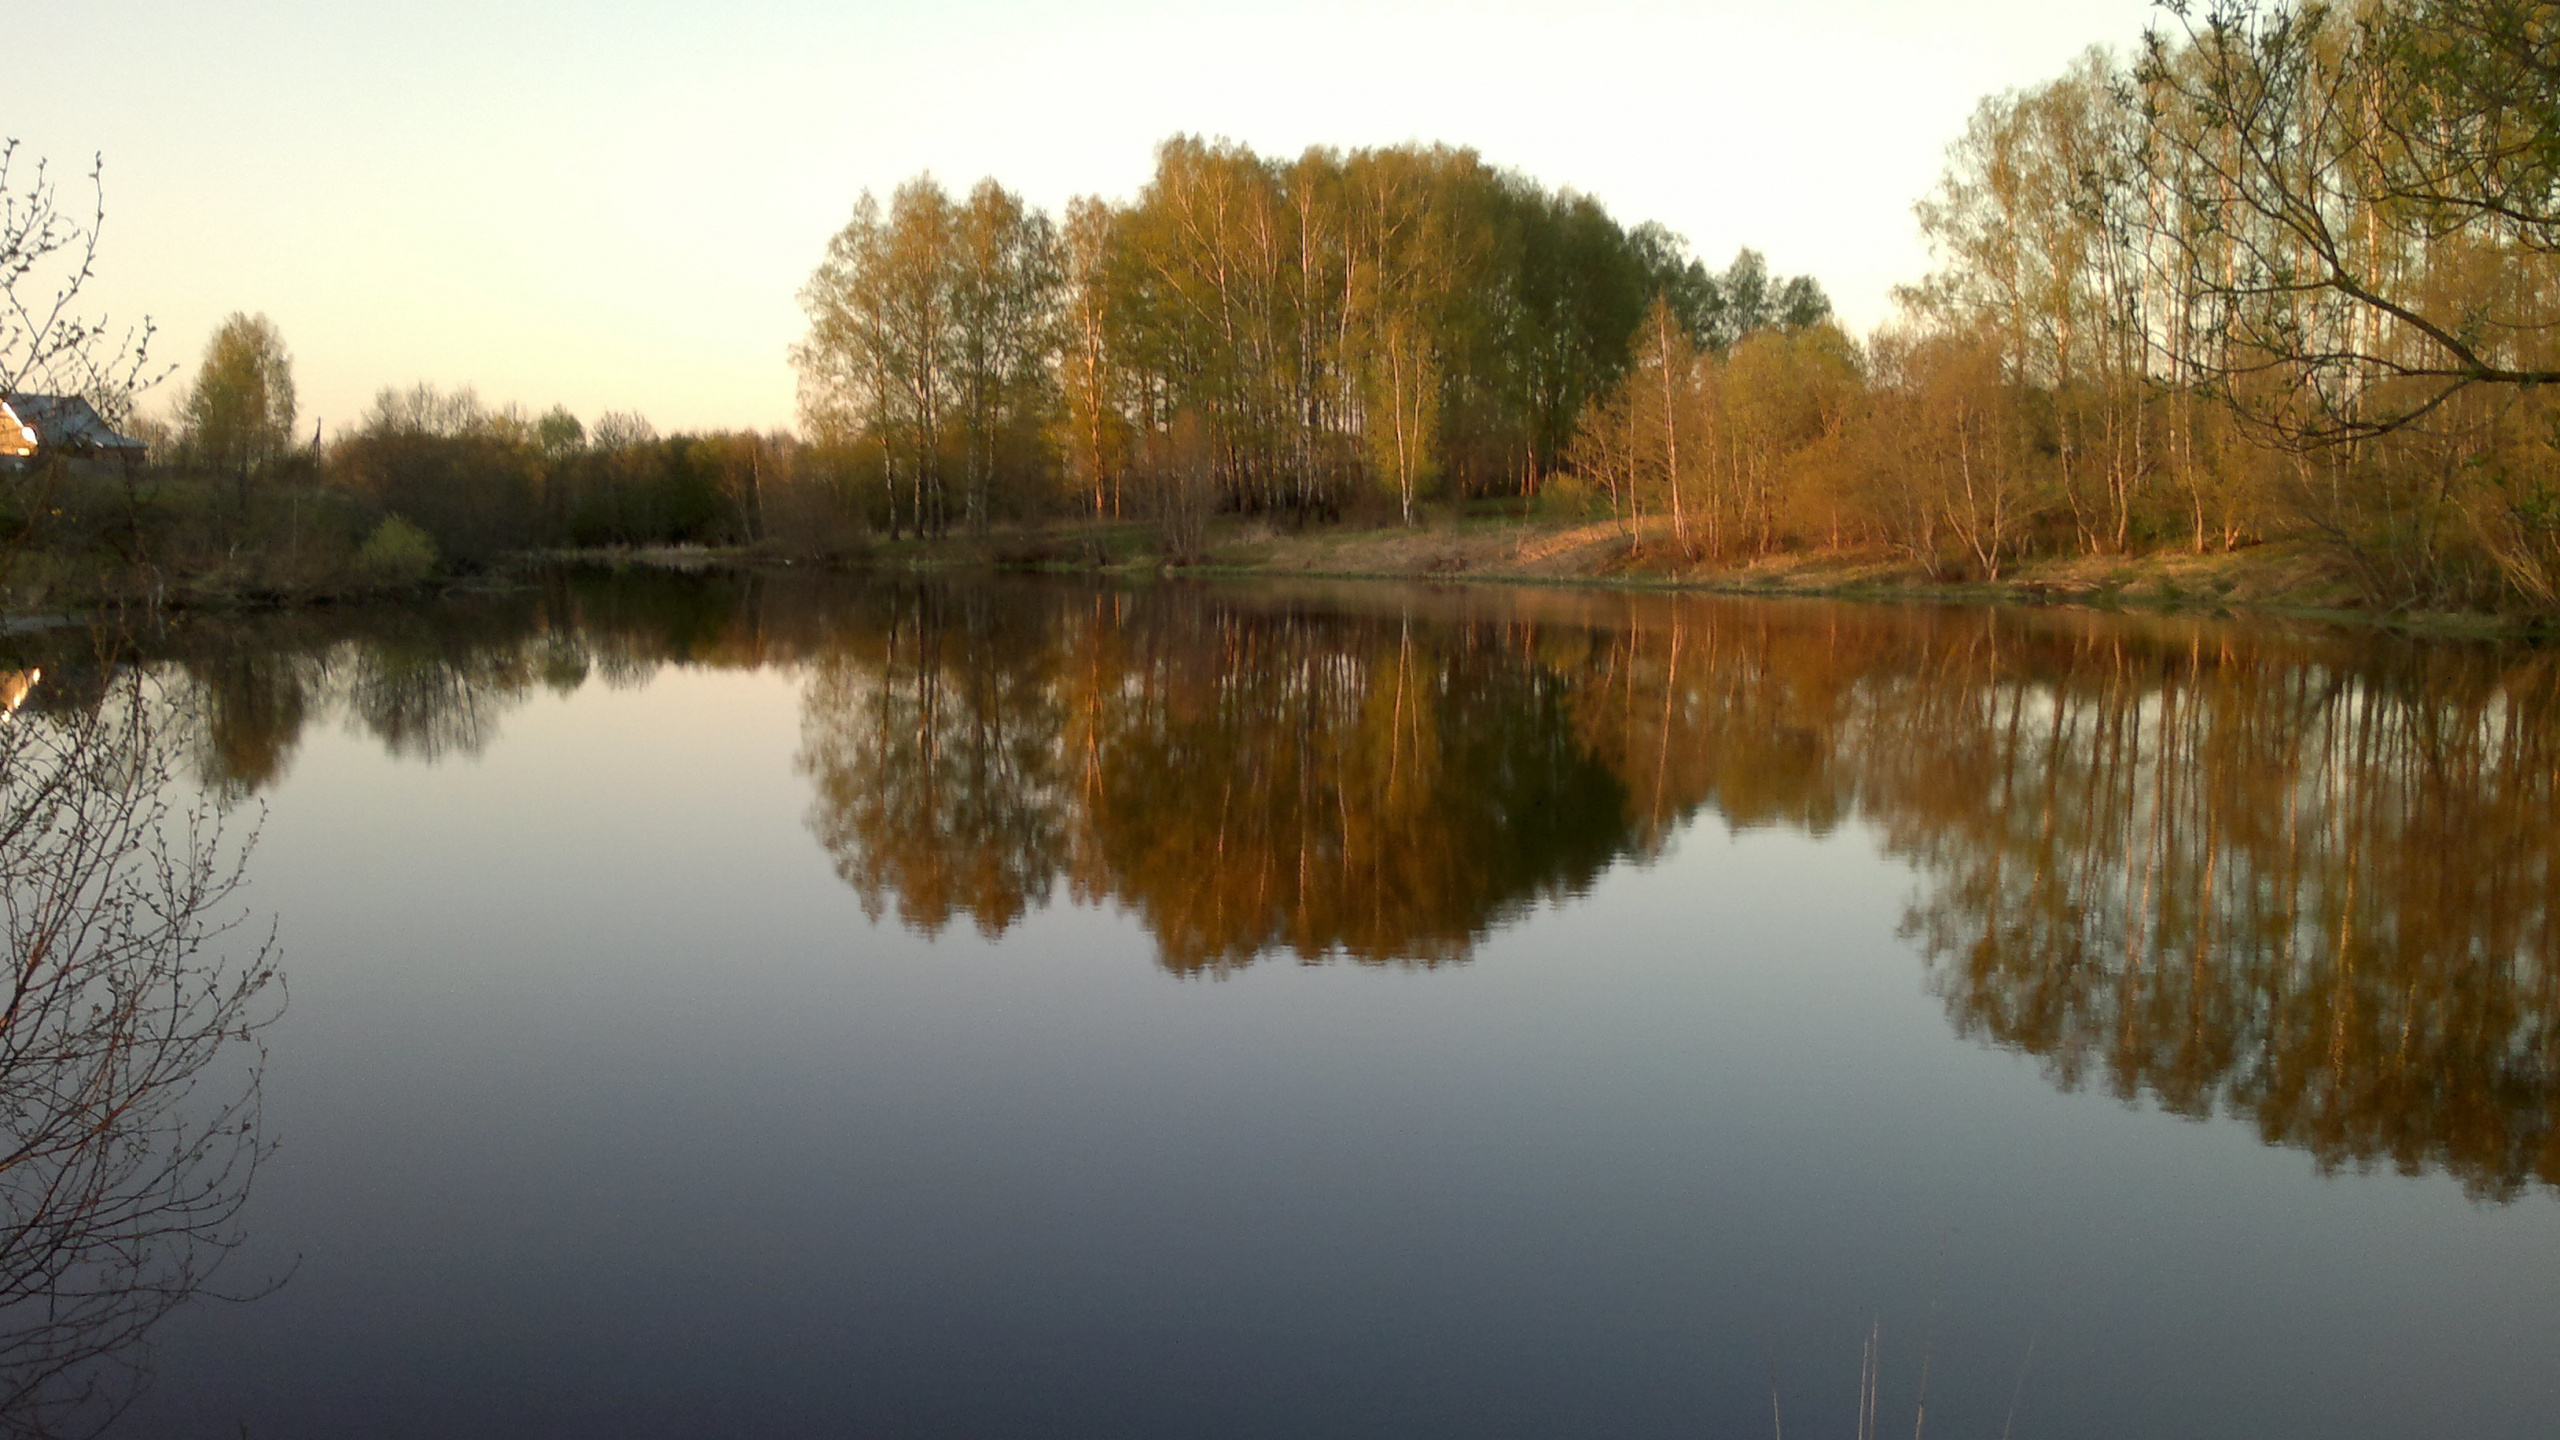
[{"x1": 182, "y1": 312, "x2": 296, "y2": 515}]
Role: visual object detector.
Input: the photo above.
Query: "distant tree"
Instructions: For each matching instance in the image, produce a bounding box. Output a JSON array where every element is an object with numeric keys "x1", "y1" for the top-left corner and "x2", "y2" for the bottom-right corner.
[
  {"x1": 1867, "y1": 327, "x2": 2034, "y2": 578},
  {"x1": 534, "y1": 405, "x2": 586, "y2": 459},
  {"x1": 182, "y1": 312, "x2": 296, "y2": 513},
  {"x1": 329, "y1": 383, "x2": 540, "y2": 563},
  {"x1": 582, "y1": 412, "x2": 673, "y2": 542},
  {"x1": 1627, "y1": 222, "x2": 1720, "y2": 345},
  {"x1": 1144, "y1": 409, "x2": 1218, "y2": 561},
  {"x1": 1702, "y1": 248, "x2": 1832, "y2": 350},
  {"x1": 1363, "y1": 312, "x2": 1442, "y2": 524},
  {"x1": 362, "y1": 381, "x2": 489, "y2": 438},
  {"x1": 590, "y1": 410, "x2": 657, "y2": 452},
  {"x1": 354, "y1": 514, "x2": 439, "y2": 588}
]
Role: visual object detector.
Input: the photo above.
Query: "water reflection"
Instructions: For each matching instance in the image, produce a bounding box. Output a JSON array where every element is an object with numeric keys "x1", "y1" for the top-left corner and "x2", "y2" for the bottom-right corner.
[
  {"x1": 796, "y1": 587, "x2": 1627, "y2": 966},
  {"x1": 0, "y1": 673, "x2": 281, "y2": 1433},
  {"x1": 50, "y1": 571, "x2": 2559, "y2": 1198},
  {"x1": 1888, "y1": 634, "x2": 2560, "y2": 1202},
  {"x1": 1560, "y1": 601, "x2": 2560, "y2": 1200}
]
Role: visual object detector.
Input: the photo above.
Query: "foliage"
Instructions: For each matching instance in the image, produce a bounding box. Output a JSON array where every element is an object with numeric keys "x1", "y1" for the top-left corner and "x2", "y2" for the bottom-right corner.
[
  {"x1": 315, "y1": 386, "x2": 829, "y2": 566},
  {"x1": 794, "y1": 138, "x2": 1830, "y2": 532},
  {"x1": 37, "y1": 13, "x2": 2560, "y2": 616},
  {"x1": 181, "y1": 312, "x2": 296, "y2": 484},
  {"x1": 1570, "y1": 307, "x2": 1863, "y2": 560},
  {"x1": 355, "y1": 514, "x2": 438, "y2": 587},
  {"x1": 2138, "y1": 0, "x2": 2560, "y2": 443},
  {"x1": 795, "y1": 177, "x2": 1062, "y2": 537},
  {"x1": 1543, "y1": 3, "x2": 2560, "y2": 611}
]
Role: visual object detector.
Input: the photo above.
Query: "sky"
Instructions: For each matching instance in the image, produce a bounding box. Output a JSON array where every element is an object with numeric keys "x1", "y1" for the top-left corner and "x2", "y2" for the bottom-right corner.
[{"x1": 18, "y1": 0, "x2": 2162, "y2": 438}]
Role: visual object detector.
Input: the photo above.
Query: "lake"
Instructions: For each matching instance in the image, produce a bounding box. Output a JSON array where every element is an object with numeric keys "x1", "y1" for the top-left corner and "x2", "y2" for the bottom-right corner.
[{"x1": 7, "y1": 571, "x2": 2557, "y2": 1438}]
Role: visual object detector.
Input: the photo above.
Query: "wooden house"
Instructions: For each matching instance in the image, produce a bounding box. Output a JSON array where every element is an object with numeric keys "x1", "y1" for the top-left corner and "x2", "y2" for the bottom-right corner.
[
  {"x1": 2, "y1": 393, "x2": 148, "y2": 471},
  {"x1": 0, "y1": 398, "x2": 34, "y2": 459}
]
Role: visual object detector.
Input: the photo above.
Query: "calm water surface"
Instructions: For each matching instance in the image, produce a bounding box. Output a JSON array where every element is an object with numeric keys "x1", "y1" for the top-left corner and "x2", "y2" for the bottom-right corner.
[{"x1": 16, "y1": 573, "x2": 2559, "y2": 1438}]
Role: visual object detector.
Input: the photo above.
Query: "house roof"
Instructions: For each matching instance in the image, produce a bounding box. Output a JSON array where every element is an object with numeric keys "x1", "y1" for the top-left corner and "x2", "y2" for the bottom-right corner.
[
  {"x1": 0, "y1": 400, "x2": 33, "y2": 459},
  {"x1": 4, "y1": 394, "x2": 146, "y2": 455}
]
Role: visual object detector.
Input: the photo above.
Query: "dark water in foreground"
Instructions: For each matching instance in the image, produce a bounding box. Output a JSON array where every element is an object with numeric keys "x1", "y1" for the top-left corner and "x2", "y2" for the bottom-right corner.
[{"x1": 11, "y1": 572, "x2": 2558, "y2": 1438}]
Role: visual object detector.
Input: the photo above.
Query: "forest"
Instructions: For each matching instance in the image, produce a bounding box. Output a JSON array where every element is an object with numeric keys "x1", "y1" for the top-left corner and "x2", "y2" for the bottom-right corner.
[
  {"x1": 7, "y1": 0, "x2": 2558, "y2": 616},
  {"x1": 791, "y1": 138, "x2": 1828, "y2": 535},
  {"x1": 781, "y1": 0, "x2": 2560, "y2": 611}
]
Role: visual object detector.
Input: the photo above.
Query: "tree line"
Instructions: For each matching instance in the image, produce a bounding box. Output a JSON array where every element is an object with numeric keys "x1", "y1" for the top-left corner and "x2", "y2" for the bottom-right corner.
[
  {"x1": 18, "y1": 0, "x2": 2556, "y2": 613},
  {"x1": 1566, "y1": 0, "x2": 2560, "y2": 609},
  {"x1": 792, "y1": 138, "x2": 1828, "y2": 538},
  {"x1": 321, "y1": 383, "x2": 817, "y2": 564},
  {"x1": 62, "y1": 135, "x2": 1830, "y2": 598},
  {"x1": 778, "y1": 0, "x2": 2560, "y2": 610},
  {"x1": 28, "y1": 323, "x2": 862, "y2": 607}
]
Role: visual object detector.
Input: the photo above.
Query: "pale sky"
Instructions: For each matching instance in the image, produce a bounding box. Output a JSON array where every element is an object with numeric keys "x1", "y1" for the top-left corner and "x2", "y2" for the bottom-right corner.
[{"x1": 19, "y1": 0, "x2": 2161, "y2": 438}]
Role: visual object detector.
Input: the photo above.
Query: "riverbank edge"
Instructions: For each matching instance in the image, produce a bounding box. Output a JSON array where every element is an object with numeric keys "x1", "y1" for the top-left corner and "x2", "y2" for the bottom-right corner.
[
  {"x1": 543, "y1": 518, "x2": 2537, "y2": 641},
  {"x1": 5, "y1": 517, "x2": 2544, "y2": 641}
]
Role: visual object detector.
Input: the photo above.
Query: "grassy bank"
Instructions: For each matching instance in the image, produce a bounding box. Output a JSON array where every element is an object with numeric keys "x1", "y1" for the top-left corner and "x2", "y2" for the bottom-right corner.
[
  {"x1": 684, "y1": 511, "x2": 2533, "y2": 639},
  {"x1": 5, "y1": 507, "x2": 2540, "y2": 640}
]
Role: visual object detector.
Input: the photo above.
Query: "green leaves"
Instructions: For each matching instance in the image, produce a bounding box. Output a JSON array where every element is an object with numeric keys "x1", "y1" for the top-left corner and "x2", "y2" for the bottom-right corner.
[
  {"x1": 796, "y1": 138, "x2": 1828, "y2": 526},
  {"x1": 180, "y1": 312, "x2": 295, "y2": 479}
]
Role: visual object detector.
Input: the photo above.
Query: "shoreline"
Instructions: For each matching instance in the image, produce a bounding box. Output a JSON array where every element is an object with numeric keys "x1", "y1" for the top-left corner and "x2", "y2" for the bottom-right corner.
[
  {"x1": 7, "y1": 516, "x2": 2547, "y2": 642},
  {"x1": 588, "y1": 515, "x2": 2541, "y2": 641}
]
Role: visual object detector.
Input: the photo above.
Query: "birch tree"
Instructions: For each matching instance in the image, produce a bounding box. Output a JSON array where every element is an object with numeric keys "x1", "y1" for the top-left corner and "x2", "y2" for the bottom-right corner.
[
  {"x1": 1057, "y1": 197, "x2": 1130, "y2": 517},
  {"x1": 182, "y1": 312, "x2": 297, "y2": 515}
]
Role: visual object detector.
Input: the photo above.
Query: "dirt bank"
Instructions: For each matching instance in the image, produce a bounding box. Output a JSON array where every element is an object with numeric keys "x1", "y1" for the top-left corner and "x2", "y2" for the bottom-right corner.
[{"x1": 763, "y1": 513, "x2": 2526, "y2": 639}]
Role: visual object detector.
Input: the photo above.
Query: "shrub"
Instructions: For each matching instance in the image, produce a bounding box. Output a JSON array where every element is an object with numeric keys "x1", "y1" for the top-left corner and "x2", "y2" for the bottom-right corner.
[
  {"x1": 1538, "y1": 473, "x2": 1597, "y2": 520},
  {"x1": 355, "y1": 515, "x2": 438, "y2": 588}
]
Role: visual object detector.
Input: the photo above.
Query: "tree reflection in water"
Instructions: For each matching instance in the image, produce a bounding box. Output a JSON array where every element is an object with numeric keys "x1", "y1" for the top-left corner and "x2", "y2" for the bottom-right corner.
[
  {"x1": 127, "y1": 571, "x2": 2560, "y2": 1199},
  {"x1": 1880, "y1": 628, "x2": 2560, "y2": 1201},
  {"x1": 0, "y1": 671, "x2": 280, "y2": 1436},
  {"x1": 795, "y1": 585, "x2": 1627, "y2": 967},
  {"x1": 1556, "y1": 600, "x2": 2560, "y2": 1200}
]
